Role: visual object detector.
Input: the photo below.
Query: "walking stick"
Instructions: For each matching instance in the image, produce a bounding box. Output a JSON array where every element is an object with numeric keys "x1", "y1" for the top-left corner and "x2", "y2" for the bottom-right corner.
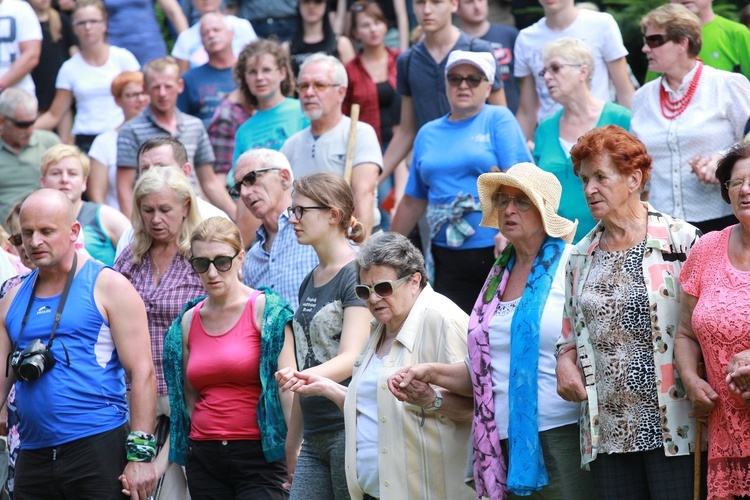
[
  {"x1": 343, "y1": 104, "x2": 360, "y2": 185},
  {"x1": 694, "y1": 362, "x2": 705, "y2": 500}
]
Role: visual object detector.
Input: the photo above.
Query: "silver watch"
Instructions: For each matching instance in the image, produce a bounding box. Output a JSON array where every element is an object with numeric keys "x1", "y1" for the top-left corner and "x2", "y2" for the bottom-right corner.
[{"x1": 425, "y1": 389, "x2": 443, "y2": 411}]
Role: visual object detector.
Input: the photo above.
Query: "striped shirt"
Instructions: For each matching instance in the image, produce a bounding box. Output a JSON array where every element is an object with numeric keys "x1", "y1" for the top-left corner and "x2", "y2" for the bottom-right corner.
[{"x1": 115, "y1": 245, "x2": 204, "y2": 395}]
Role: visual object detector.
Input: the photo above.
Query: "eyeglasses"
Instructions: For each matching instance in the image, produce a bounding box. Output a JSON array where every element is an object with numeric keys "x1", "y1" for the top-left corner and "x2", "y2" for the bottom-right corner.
[
  {"x1": 4, "y1": 115, "x2": 37, "y2": 128},
  {"x1": 643, "y1": 34, "x2": 670, "y2": 49},
  {"x1": 9, "y1": 233, "x2": 22, "y2": 247},
  {"x1": 122, "y1": 91, "x2": 147, "y2": 100},
  {"x1": 73, "y1": 19, "x2": 104, "y2": 28},
  {"x1": 354, "y1": 275, "x2": 411, "y2": 301},
  {"x1": 446, "y1": 73, "x2": 488, "y2": 88},
  {"x1": 228, "y1": 167, "x2": 281, "y2": 198},
  {"x1": 189, "y1": 251, "x2": 240, "y2": 273},
  {"x1": 287, "y1": 205, "x2": 330, "y2": 220},
  {"x1": 493, "y1": 193, "x2": 534, "y2": 211},
  {"x1": 724, "y1": 178, "x2": 750, "y2": 191},
  {"x1": 297, "y1": 82, "x2": 340, "y2": 93},
  {"x1": 538, "y1": 63, "x2": 583, "y2": 78}
]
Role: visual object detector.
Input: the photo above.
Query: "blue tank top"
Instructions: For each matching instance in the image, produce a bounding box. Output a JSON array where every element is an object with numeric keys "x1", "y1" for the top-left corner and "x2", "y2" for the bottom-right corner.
[
  {"x1": 6, "y1": 259, "x2": 128, "y2": 449},
  {"x1": 79, "y1": 201, "x2": 116, "y2": 266}
]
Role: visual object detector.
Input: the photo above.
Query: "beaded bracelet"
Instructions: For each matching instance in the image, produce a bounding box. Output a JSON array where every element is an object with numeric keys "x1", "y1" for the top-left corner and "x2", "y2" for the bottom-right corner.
[{"x1": 126, "y1": 431, "x2": 156, "y2": 462}]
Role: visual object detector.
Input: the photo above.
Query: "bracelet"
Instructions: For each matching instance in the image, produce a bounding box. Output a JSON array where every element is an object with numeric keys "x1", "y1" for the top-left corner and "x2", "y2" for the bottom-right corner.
[
  {"x1": 554, "y1": 343, "x2": 575, "y2": 360},
  {"x1": 126, "y1": 431, "x2": 156, "y2": 462}
]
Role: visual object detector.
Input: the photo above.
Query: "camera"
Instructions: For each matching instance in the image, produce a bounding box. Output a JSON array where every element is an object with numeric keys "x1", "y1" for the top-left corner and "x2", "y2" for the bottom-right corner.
[{"x1": 10, "y1": 339, "x2": 56, "y2": 382}]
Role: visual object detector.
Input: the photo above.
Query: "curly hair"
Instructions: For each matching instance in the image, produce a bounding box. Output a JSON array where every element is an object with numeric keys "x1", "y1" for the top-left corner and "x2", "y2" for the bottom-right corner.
[{"x1": 234, "y1": 39, "x2": 295, "y2": 108}]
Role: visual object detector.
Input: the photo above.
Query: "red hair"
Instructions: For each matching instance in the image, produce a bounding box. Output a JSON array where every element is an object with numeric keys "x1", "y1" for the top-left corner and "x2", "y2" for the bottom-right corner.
[{"x1": 571, "y1": 125, "x2": 652, "y2": 189}]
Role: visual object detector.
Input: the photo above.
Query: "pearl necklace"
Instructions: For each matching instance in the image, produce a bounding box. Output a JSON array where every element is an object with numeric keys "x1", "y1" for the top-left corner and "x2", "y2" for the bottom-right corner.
[{"x1": 659, "y1": 60, "x2": 703, "y2": 120}]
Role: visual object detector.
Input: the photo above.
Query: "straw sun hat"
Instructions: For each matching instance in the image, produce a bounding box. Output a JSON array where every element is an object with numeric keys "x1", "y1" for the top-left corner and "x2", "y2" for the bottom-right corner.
[{"x1": 477, "y1": 162, "x2": 578, "y2": 244}]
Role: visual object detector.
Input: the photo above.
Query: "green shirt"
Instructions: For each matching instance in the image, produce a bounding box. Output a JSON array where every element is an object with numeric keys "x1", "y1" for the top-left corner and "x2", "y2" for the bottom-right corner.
[
  {"x1": 0, "y1": 130, "x2": 61, "y2": 221},
  {"x1": 645, "y1": 15, "x2": 750, "y2": 82}
]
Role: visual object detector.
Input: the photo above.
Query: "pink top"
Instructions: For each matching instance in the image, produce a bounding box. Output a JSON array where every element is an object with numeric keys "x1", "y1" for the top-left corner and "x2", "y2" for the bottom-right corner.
[
  {"x1": 681, "y1": 226, "x2": 750, "y2": 499},
  {"x1": 187, "y1": 290, "x2": 263, "y2": 441}
]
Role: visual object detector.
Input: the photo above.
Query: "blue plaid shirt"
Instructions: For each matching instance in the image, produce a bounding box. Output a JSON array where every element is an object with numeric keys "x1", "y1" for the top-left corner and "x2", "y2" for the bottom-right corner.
[{"x1": 243, "y1": 212, "x2": 319, "y2": 311}]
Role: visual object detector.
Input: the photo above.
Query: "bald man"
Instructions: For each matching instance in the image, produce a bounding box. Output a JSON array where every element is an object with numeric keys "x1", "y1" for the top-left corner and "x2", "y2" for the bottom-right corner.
[{"x1": 0, "y1": 189, "x2": 157, "y2": 499}]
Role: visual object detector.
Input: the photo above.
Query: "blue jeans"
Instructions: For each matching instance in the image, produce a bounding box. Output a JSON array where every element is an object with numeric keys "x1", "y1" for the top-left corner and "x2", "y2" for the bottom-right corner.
[{"x1": 290, "y1": 430, "x2": 349, "y2": 500}]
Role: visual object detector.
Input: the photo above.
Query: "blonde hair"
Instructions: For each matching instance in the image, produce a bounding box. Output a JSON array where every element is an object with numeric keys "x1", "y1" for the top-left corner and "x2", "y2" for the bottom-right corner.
[
  {"x1": 130, "y1": 166, "x2": 202, "y2": 264},
  {"x1": 190, "y1": 217, "x2": 243, "y2": 254},
  {"x1": 143, "y1": 56, "x2": 180, "y2": 86},
  {"x1": 641, "y1": 4, "x2": 702, "y2": 58},
  {"x1": 292, "y1": 172, "x2": 365, "y2": 243},
  {"x1": 40, "y1": 144, "x2": 90, "y2": 177},
  {"x1": 542, "y1": 37, "x2": 595, "y2": 87}
]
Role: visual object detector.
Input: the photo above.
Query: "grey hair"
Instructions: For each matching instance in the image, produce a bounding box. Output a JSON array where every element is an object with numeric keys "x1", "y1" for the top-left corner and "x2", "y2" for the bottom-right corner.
[
  {"x1": 299, "y1": 53, "x2": 348, "y2": 87},
  {"x1": 200, "y1": 11, "x2": 230, "y2": 30},
  {"x1": 355, "y1": 232, "x2": 428, "y2": 289},
  {"x1": 235, "y1": 148, "x2": 293, "y2": 182},
  {"x1": 542, "y1": 37, "x2": 595, "y2": 87},
  {"x1": 0, "y1": 88, "x2": 38, "y2": 117}
]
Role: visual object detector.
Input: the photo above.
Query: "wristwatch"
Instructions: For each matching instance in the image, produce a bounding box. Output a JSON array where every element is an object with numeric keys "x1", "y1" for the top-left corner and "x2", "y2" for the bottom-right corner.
[{"x1": 425, "y1": 389, "x2": 443, "y2": 411}]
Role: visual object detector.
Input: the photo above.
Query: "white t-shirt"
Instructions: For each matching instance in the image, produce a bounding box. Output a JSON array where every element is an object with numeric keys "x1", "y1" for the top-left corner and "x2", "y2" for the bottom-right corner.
[
  {"x1": 0, "y1": 0, "x2": 42, "y2": 95},
  {"x1": 488, "y1": 244, "x2": 579, "y2": 439},
  {"x1": 171, "y1": 15, "x2": 257, "y2": 69},
  {"x1": 55, "y1": 46, "x2": 140, "y2": 135},
  {"x1": 88, "y1": 129, "x2": 119, "y2": 210},
  {"x1": 514, "y1": 9, "x2": 628, "y2": 123}
]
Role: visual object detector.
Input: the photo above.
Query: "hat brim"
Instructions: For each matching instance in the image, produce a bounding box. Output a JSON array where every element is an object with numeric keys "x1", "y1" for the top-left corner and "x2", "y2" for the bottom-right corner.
[{"x1": 477, "y1": 171, "x2": 578, "y2": 244}]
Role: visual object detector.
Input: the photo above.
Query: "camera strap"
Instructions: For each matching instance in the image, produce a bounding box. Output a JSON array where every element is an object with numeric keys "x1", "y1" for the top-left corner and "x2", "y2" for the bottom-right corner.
[{"x1": 6, "y1": 253, "x2": 78, "y2": 376}]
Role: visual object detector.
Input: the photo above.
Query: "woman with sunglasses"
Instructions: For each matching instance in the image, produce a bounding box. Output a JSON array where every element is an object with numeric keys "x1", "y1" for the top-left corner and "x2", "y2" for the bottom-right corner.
[
  {"x1": 631, "y1": 3, "x2": 750, "y2": 235},
  {"x1": 278, "y1": 230, "x2": 475, "y2": 500},
  {"x1": 114, "y1": 166, "x2": 204, "y2": 499},
  {"x1": 390, "y1": 163, "x2": 594, "y2": 499},
  {"x1": 533, "y1": 37, "x2": 630, "y2": 243},
  {"x1": 275, "y1": 172, "x2": 371, "y2": 500},
  {"x1": 289, "y1": 0, "x2": 355, "y2": 78},
  {"x1": 156, "y1": 216, "x2": 296, "y2": 498},
  {"x1": 391, "y1": 50, "x2": 531, "y2": 314}
]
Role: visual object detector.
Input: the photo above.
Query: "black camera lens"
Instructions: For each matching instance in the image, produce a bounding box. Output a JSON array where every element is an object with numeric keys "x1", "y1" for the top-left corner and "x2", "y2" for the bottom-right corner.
[{"x1": 17, "y1": 359, "x2": 45, "y2": 382}]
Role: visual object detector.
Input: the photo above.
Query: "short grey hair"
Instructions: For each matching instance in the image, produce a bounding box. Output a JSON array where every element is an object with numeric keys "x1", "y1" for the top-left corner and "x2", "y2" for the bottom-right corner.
[
  {"x1": 355, "y1": 232, "x2": 428, "y2": 288},
  {"x1": 235, "y1": 148, "x2": 293, "y2": 182},
  {"x1": 542, "y1": 37, "x2": 595, "y2": 87},
  {"x1": 300, "y1": 53, "x2": 348, "y2": 87},
  {"x1": 0, "y1": 88, "x2": 38, "y2": 117}
]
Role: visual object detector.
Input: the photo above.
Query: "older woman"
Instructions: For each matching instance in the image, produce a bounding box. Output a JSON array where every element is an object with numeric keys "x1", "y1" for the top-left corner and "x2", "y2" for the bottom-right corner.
[
  {"x1": 114, "y1": 166, "x2": 204, "y2": 499},
  {"x1": 390, "y1": 163, "x2": 595, "y2": 499},
  {"x1": 675, "y1": 143, "x2": 750, "y2": 500},
  {"x1": 278, "y1": 231, "x2": 474, "y2": 500},
  {"x1": 88, "y1": 70, "x2": 150, "y2": 210},
  {"x1": 631, "y1": 3, "x2": 750, "y2": 234},
  {"x1": 556, "y1": 126, "x2": 701, "y2": 498},
  {"x1": 534, "y1": 37, "x2": 631, "y2": 242},
  {"x1": 391, "y1": 50, "x2": 532, "y2": 313},
  {"x1": 40, "y1": 144, "x2": 131, "y2": 265},
  {"x1": 155, "y1": 217, "x2": 296, "y2": 498}
]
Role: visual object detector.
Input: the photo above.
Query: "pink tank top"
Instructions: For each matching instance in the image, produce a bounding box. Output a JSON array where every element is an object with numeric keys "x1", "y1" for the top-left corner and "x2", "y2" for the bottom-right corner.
[{"x1": 187, "y1": 290, "x2": 263, "y2": 441}]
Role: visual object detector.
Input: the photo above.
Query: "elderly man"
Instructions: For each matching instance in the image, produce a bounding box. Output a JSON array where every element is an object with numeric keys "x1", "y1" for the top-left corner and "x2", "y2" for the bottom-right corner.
[
  {"x1": 0, "y1": 89, "x2": 60, "y2": 221},
  {"x1": 0, "y1": 189, "x2": 157, "y2": 499},
  {"x1": 233, "y1": 148, "x2": 318, "y2": 310},
  {"x1": 115, "y1": 136, "x2": 230, "y2": 259},
  {"x1": 178, "y1": 13, "x2": 238, "y2": 129},
  {"x1": 116, "y1": 56, "x2": 235, "y2": 219},
  {"x1": 281, "y1": 53, "x2": 381, "y2": 235}
]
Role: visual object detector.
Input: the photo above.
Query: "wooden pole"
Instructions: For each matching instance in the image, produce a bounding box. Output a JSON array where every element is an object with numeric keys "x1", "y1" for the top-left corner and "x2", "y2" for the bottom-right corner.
[{"x1": 343, "y1": 104, "x2": 360, "y2": 185}]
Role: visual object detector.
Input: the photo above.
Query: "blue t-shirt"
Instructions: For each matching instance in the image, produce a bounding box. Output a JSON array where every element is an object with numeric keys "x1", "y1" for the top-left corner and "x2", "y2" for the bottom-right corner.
[
  {"x1": 481, "y1": 23, "x2": 520, "y2": 114},
  {"x1": 178, "y1": 64, "x2": 237, "y2": 129},
  {"x1": 397, "y1": 31, "x2": 505, "y2": 131},
  {"x1": 229, "y1": 97, "x2": 310, "y2": 185},
  {"x1": 104, "y1": 0, "x2": 166, "y2": 65},
  {"x1": 6, "y1": 260, "x2": 128, "y2": 449},
  {"x1": 405, "y1": 105, "x2": 532, "y2": 249}
]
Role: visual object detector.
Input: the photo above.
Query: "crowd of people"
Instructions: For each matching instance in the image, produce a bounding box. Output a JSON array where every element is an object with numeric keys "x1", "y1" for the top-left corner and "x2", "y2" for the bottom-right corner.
[{"x1": 0, "y1": 0, "x2": 748, "y2": 499}]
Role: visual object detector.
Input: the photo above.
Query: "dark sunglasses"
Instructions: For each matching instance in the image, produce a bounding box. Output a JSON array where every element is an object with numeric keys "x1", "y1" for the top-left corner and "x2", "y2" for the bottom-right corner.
[
  {"x1": 189, "y1": 251, "x2": 240, "y2": 274},
  {"x1": 287, "y1": 205, "x2": 330, "y2": 220},
  {"x1": 9, "y1": 233, "x2": 22, "y2": 246},
  {"x1": 354, "y1": 275, "x2": 411, "y2": 301},
  {"x1": 492, "y1": 193, "x2": 534, "y2": 211},
  {"x1": 229, "y1": 167, "x2": 281, "y2": 198},
  {"x1": 538, "y1": 63, "x2": 583, "y2": 77},
  {"x1": 4, "y1": 115, "x2": 37, "y2": 128},
  {"x1": 446, "y1": 73, "x2": 488, "y2": 88},
  {"x1": 643, "y1": 34, "x2": 670, "y2": 49}
]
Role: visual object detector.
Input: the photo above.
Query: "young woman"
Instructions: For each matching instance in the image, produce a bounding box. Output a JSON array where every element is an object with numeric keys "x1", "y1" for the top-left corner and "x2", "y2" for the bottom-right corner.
[
  {"x1": 35, "y1": 0, "x2": 140, "y2": 152},
  {"x1": 289, "y1": 0, "x2": 354, "y2": 77},
  {"x1": 277, "y1": 172, "x2": 371, "y2": 500}
]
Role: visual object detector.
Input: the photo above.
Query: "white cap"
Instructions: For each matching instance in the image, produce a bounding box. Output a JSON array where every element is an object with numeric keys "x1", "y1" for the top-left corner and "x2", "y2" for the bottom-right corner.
[{"x1": 445, "y1": 50, "x2": 496, "y2": 83}]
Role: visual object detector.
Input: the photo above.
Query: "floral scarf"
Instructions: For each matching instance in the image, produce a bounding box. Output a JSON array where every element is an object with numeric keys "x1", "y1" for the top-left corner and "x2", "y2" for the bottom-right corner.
[{"x1": 467, "y1": 236, "x2": 565, "y2": 498}]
